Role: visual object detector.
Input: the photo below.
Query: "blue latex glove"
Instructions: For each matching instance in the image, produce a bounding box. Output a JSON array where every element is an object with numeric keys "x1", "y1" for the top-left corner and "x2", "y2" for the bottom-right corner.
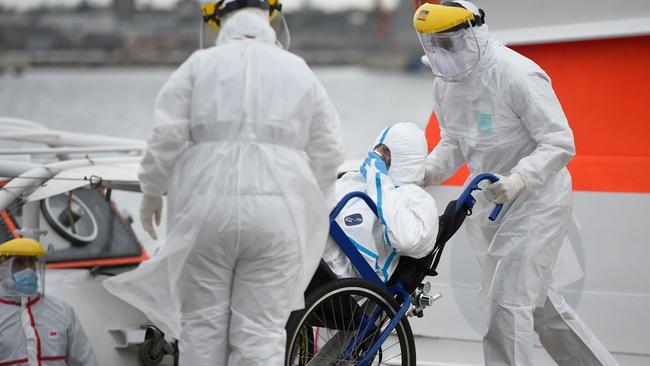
[{"x1": 360, "y1": 152, "x2": 388, "y2": 178}]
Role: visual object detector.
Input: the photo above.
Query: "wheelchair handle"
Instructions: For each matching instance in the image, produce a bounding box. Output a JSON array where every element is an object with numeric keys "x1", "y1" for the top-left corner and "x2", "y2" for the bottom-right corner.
[
  {"x1": 329, "y1": 191, "x2": 379, "y2": 222},
  {"x1": 454, "y1": 173, "x2": 503, "y2": 221}
]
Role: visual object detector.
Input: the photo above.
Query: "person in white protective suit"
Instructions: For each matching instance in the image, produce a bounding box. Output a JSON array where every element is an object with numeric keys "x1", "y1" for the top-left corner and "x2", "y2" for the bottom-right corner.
[
  {"x1": 323, "y1": 122, "x2": 439, "y2": 281},
  {"x1": 0, "y1": 238, "x2": 98, "y2": 366},
  {"x1": 103, "y1": 1, "x2": 345, "y2": 365},
  {"x1": 414, "y1": 1, "x2": 617, "y2": 365}
]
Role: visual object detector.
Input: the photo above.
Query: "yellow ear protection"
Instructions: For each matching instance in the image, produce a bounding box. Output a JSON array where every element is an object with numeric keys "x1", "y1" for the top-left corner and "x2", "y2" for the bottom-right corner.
[{"x1": 202, "y1": 0, "x2": 283, "y2": 31}]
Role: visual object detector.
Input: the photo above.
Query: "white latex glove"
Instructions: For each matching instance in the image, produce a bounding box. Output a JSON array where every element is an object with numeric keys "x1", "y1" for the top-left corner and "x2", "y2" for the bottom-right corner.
[
  {"x1": 140, "y1": 194, "x2": 162, "y2": 240},
  {"x1": 485, "y1": 173, "x2": 526, "y2": 204}
]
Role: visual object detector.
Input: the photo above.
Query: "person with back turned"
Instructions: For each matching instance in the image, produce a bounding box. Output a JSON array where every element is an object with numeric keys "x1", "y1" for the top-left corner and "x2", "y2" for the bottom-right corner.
[{"x1": 104, "y1": 1, "x2": 345, "y2": 364}]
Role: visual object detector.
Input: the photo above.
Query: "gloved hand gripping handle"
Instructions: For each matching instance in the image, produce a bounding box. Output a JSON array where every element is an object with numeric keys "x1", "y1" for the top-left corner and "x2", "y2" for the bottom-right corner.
[{"x1": 454, "y1": 173, "x2": 503, "y2": 221}]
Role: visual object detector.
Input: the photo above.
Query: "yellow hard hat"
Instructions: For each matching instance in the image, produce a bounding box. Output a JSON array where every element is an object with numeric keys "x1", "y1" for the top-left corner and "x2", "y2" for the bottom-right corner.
[
  {"x1": 0, "y1": 238, "x2": 45, "y2": 260},
  {"x1": 413, "y1": 2, "x2": 484, "y2": 34},
  {"x1": 202, "y1": 0, "x2": 283, "y2": 31}
]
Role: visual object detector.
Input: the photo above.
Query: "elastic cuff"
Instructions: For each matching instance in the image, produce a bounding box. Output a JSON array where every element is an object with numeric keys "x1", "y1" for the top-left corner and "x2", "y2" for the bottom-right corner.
[
  {"x1": 139, "y1": 183, "x2": 165, "y2": 198},
  {"x1": 510, "y1": 171, "x2": 527, "y2": 191},
  {"x1": 425, "y1": 162, "x2": 444, "y2": 186}
]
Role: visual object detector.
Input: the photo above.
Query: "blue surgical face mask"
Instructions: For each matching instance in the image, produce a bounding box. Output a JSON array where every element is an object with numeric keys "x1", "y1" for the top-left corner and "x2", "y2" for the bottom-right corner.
[{"x1": 12, "y1": 269, "x2": 39, "y2": 295}]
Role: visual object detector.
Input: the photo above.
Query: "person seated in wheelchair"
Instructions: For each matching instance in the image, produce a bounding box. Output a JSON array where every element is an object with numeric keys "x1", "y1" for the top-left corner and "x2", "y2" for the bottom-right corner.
[{"x1": 322, "y1": 122, "x2": 440, "y2": 282}]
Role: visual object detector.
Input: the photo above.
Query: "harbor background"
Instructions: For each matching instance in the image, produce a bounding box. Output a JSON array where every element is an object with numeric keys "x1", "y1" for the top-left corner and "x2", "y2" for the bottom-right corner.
[
  {"x1": 0, "y1": 0, "x2": 425, "y2": 70},
  {"x1": 2, "y1": 1, "x2": 650, "y2": 365}
]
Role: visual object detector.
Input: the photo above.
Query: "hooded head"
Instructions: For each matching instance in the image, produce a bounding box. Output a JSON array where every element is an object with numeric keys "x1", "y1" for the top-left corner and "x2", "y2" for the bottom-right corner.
[
  {"x1": 414, "y1": 0, "x2": 492, "y2": 81},
  {"x1": 200, "y1": 0, "x2": 290, "y2": 49},
  {"x1": 373, "y1": 123, "x2": 428, "y2": 186},
  {"x1": 0, "y1": 239, "x2": 46, "y2": 301}
]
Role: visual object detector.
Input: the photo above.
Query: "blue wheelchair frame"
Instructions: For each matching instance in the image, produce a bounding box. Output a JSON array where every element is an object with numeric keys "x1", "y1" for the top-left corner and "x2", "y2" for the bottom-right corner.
[{"x1": 327, "y1": 173, "x2": 502, "y2": 365}]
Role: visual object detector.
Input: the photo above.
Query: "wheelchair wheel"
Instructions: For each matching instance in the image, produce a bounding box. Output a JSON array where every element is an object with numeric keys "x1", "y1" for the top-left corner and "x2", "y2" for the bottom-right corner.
[{"x1": 286, "y1": 278, "x2": 416, "y2": 366}]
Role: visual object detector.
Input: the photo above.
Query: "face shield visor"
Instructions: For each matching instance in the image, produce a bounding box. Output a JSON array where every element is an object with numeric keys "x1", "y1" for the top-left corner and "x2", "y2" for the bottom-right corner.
[
  {"x1": 269, "y1": 10, "x2": 290, "y2": 50},
  {"x1": 417, "y1": 25, "x2": 482, "y2": 82},
  {"x1": 199, "y1": 19, "x2": 219, "y2": 49},
  {"x1": 0, "y1": 255, "x2": 46, "y2": 300}
]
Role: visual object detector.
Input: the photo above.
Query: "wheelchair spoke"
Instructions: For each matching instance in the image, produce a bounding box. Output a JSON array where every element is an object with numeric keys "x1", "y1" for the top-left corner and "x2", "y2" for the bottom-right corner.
[
  {"x1": 307, "y1": 311, "x2": 328, "y2": 345},
  {"x1": 307, "y1": 310, "x2": 342, "y2": 358},
  {"x1": 287, "y1": 280, "x2": 413, "y2": 366},
  {"x1": 330, "y1": 294, "x2": 338, "y2": 331},
  {"x1": 339, "y1": 293, "x2": 348, "y2": 333},
  {"x1": 352, "y1": 302, "x2": 390, "y2": 361},
  {"x1": 343, "y1": 298, "x2": 369, "y2": 361},
  {"x1": 374, "y1": 352, "x2": 400, "y2": 365},
  {"x1": 365, "y1": 313, "x2": 389, "y2": 345},
  {"x1": 379, "y1": 339, "x2": 400, "y2": 353}
]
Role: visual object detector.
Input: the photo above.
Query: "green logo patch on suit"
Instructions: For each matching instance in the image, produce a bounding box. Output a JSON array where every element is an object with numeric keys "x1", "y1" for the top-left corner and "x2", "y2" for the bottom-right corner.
[{"x1": 477, "y1": 113, "x2": 493, "y2": 135}]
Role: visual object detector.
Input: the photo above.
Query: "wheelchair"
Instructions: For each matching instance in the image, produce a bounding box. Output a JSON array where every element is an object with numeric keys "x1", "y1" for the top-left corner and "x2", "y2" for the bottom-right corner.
[{"x1": 285, "y1": 174, "x2": 503, "y2": 366}]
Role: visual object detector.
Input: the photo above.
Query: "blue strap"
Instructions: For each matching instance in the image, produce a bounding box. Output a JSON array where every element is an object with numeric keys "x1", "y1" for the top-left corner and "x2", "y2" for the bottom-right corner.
[
  {"x1": 381, "y1": 249, "x2": 398, "y2": 282},
  {"x1": 374, "y1": 170, "x2": 398, "y2": 282},
  {"x1": 375, "y1": 172, "x2": 394, "y2": 248},
  {"x1": 378, "y1": 125, "x2": 393, "y2": 144},
  {"x1": 330, "y1": 221, "x2": 385, "y2": 288},
  {"x1": 375, "y1": 172, "x2": 386, "y2": 224},
  {"x1": 348, "y1": 237, "x2": 379, "y2": 261}
]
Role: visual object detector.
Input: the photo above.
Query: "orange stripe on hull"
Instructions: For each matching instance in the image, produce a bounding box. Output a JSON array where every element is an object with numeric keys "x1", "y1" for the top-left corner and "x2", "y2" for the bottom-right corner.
[
  {"x1": 1, "y1": 210, "x2": 20, "y2": 239},
  {"x1": 568, "y1": 156, "x2": 650, "y2": 193},
  {"x1": 425, "y1": 35, "x2": 650, "y2": 193},
  {"x1": 46, "y1": 251, "x2": 149, "y2": 269}
]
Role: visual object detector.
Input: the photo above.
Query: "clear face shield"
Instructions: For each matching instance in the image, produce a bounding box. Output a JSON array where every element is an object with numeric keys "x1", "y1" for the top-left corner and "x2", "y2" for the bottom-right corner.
[
  {"x1": 269, "y1": 10, "x2": 290, "y2": 50},
  {"x1": 418, "y1": 24, "x2": 482, "y2": 82},
  {"x1": 199, "y1": 18, "x2": 220, "y2": 49},
  {"x1": 0, "y1": 255, "x2": 46, "y2": 300}
]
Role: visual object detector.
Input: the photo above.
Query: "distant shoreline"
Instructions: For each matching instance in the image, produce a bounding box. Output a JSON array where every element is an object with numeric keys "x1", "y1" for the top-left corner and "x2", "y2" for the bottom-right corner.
[{"x1": 0, "y1": 49, "x2": 427, "y2": 72}]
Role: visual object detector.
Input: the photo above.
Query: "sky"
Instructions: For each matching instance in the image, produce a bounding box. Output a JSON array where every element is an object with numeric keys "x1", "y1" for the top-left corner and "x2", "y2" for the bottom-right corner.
[{"x1": 0, "y1": 0, "x2": 400, "y2": 12}]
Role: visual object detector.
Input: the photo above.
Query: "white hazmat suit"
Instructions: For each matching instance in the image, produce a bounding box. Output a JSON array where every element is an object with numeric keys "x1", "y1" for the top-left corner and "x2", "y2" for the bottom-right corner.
[
  {"x1": 0, "y1": 258, "x2": 98, "y2": 366},
  {"x1": 104, "y1": 8, "x2": 344, "y2": 366},
  {"x1": 422, "y1": 2, "x2": 617, "y2": 365},
  {"x1": 324, "y1": 123, "x2": 439, "y2": 281}
]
